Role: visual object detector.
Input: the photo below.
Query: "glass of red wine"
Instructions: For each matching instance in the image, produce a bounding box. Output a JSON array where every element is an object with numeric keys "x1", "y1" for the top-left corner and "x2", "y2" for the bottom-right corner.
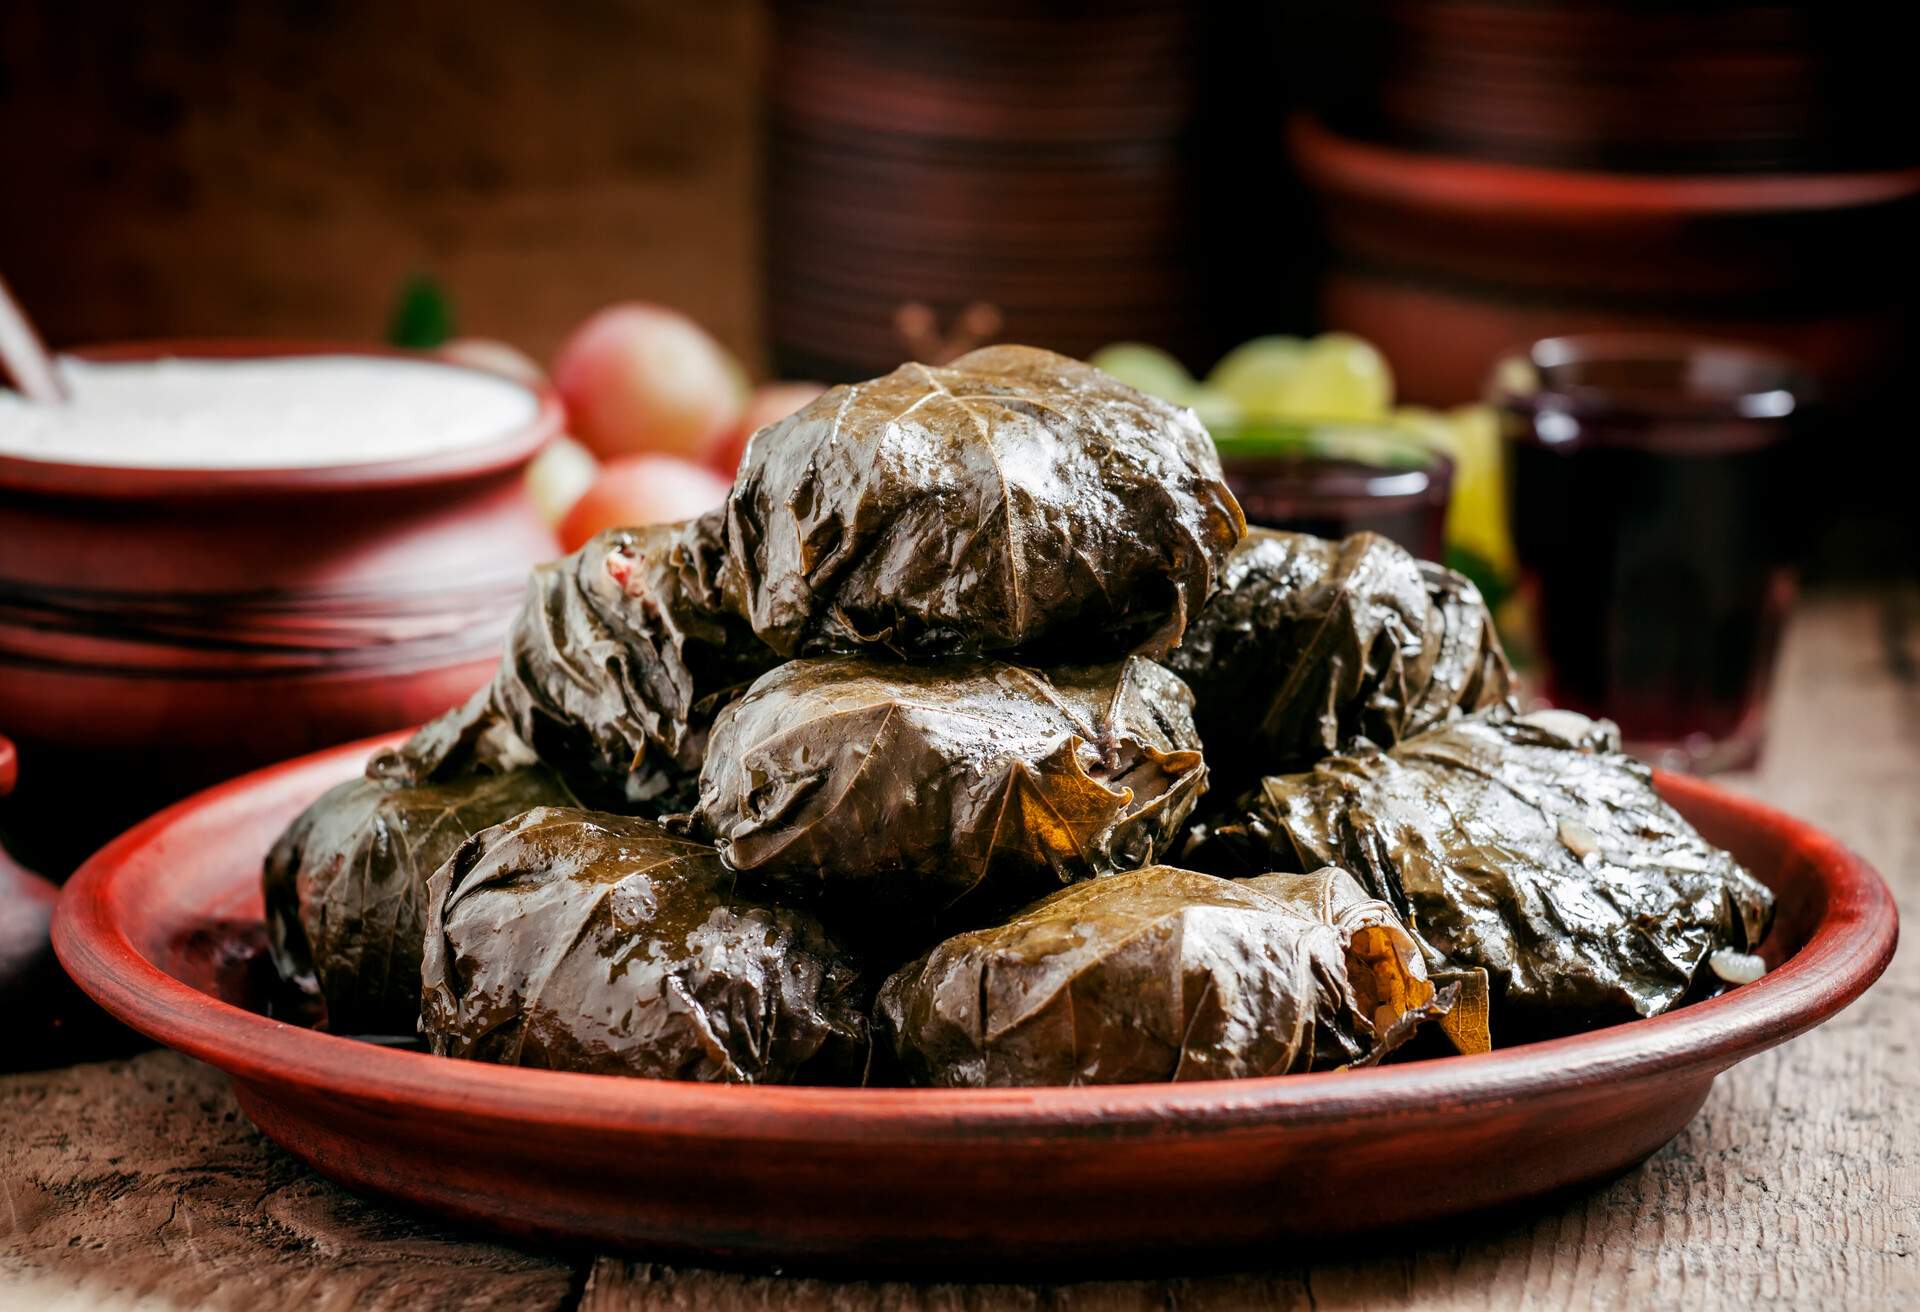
[
  {"x1": 1493, "y1": 336, "x2": 1807, "y2": 773},
  {"x1": 1213, "y1": 423, "x2": 1454, "y2": 563}
]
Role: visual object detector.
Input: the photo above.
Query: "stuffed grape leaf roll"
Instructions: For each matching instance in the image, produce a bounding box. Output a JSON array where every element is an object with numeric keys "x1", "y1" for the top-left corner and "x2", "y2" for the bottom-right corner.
[
  {"x1": 877, "y1": 864, "x2": 1475, "y2": 1087},
  {"x1": 419, "y1": 807, "x2": 867, "y2": 1083},
  {"x1": 263, "y1": 765, "x2": 577, "y2": 1035},
  {"x1": 383, "y1": 512, "x2": 777, "y2": 812},
  {"x1": 1165, "y1": 528, "x2": 1512, "y2": 790},
  {"x1": 726, "y1": 344, "x2": 1245, "y2": 661},
  {"x1": 1190, "y1": 709, "x2": 1774, "y2": 1035},
  {"x1": 696, "y1": 655, "x2": 1208, "y2": 921},
  {"x1": 365, "y1": 682, "x2": 538, "y2": 787}
]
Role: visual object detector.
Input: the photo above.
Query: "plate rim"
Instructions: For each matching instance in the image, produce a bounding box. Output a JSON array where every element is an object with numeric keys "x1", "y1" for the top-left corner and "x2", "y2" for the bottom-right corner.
[{"x1": 51, "y1": 732, "x2": 1900, "y2": 1145}]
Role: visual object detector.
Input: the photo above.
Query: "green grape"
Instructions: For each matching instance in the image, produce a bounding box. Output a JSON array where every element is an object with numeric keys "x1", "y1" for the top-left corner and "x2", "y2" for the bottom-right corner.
[
  {"x1": 1390, "y1": 404, "x2": 1453, "y2": 449},
  {"x1": 1088, "y1": 343, "x2": 1194, "y2": 405},
  {"x1": 1206, "y1": 336, "x2": 1306, "y2": 419},
  {"x1": 524, "y1": 435, "x2": 600, "y2": 528},
  {"x1": 1272, "y1": 333, "x2": 1394, "y2": 421},
  {"x1": 1186, "y1": 384, "x2": 1246, "y2": 436}
]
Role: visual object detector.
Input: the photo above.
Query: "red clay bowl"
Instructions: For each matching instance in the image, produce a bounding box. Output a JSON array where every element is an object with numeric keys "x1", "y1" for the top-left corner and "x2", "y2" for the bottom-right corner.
[
  {"x1": 0, "y1": 338, "x2": 564, "y2": 499},
  {"x1": 0, "y1": 340, "x2": 562, "y2": 875},
  {"x1": 52, "y1": 733, "x2": 1897, "y2": 1271}
]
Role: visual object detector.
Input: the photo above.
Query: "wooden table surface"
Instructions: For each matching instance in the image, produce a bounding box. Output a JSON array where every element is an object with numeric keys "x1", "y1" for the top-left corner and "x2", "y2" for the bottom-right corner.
[{"x1": 2, "y1": 590, "x2": 1914, "y2": 1311}]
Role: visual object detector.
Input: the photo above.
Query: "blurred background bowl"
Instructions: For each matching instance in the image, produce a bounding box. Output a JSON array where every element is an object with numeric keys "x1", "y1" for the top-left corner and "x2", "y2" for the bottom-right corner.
[
  {"x1": 1315, "y1": 0, "x2": 1916, "y2": 174},
  {"x1": 1290, "y1": 116, "x2": 1920, "y2": 409}
]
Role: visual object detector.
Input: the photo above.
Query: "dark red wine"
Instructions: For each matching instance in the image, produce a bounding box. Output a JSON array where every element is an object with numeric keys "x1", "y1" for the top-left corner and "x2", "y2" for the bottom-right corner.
[
  {"x1": 1218, "y1": 430, "x2": 1451, "y2": 561},
  {"x1": 1498, "y1": 338, "x2": 1804, "y2": 771}
]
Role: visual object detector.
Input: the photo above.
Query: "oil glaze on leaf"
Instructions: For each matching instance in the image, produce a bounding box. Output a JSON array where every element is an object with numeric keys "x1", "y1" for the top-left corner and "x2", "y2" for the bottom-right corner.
[
  {"x1": 727, "y1": 345, "x2": 1245, "y2": 660},
  {"x1": 263, "y1": 766, "x2": 577, "y2": 1036},
  {"x1": 877, "y1": 865, "x2": 1472, "y2": 1087},
  {"x1": 419, "y1": 807, "x2": 867, "y2": 1084},
  {"x1": 1191, "y1": 709, "x2": 1774, "y2": 1037},
  {"x1": 696, "y1": 656, "x2": 1208, "y2": 923},
  {"x1": 1167, "y1": 528, "x2": 1513, "y2": 795},
  {"x1": 388, "y1": 513, "x2": 776, "y2": 814}
]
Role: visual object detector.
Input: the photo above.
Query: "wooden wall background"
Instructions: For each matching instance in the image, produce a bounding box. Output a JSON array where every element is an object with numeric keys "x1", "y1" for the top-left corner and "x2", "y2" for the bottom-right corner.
[{"x1": 0, "y1": 1, "x2": 765, "y2": 367}]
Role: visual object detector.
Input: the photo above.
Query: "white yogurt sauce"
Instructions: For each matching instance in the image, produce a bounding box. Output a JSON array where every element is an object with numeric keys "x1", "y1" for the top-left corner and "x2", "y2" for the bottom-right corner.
[{"x1": 0, "y1": 355, "x2": 541, "y2": 470}]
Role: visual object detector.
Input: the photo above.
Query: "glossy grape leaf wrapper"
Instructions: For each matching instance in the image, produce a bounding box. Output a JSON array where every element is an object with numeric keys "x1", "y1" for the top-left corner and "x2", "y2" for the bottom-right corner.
[
  {"x1": 263, "y1": 766, "x2": 578, "y2": 1036},
  {"x1": 1166, "y1": 528, "x2": 1513, "y2": 793},
  {"x1": 366, "y1": 682, "x2": 539, "y2": 786},
  {"x1": 1191, "y1": 709, "x2": 1775, "y2": 1036},
  {"x1": 878, "y1": 865, "x2": 1476, "y2": 1087},
  {"x1": 419, "y1": 807, "x2": 868, "y2": 1084},
  {"x1": 697, "y1": 655, "x2": 1208, "y2": 922},
  {"x1": 385, "y1": 513, "x2": 777, "y2": 813},
  {"x1": 727, "y1": 344, "x2": 1245, "y2": 661}
]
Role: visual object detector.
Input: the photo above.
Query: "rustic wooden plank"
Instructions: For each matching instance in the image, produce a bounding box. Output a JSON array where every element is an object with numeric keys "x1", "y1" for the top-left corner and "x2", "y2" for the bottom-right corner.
[
  {"x1": 0, "y1": 1051, "x2": 578, "y2": 1309},
  {"x1": 4, "y1": 590, "x2": 1915, "y2": 1309}
]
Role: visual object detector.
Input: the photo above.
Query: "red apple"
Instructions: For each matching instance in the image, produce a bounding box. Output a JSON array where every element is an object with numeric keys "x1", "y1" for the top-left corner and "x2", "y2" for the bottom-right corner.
[
  {"x1": 558, "y1": 454, "x2": 732, "y2": 552},
  {"x1": 552, "y1": 303, "x2": 745, "y2": 463},
  {"x1": 713, "y1": 380, "x2": 828, "y2": 476}
]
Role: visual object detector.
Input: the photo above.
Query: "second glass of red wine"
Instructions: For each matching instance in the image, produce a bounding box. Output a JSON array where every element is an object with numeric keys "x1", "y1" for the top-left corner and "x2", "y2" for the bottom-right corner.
[
  {"x1": 1494, "y1": 336, "x2": 1806, "y2": 773},
  {"x1": 1213, "y1": 423, "x2": 1454, "y2": 563}
]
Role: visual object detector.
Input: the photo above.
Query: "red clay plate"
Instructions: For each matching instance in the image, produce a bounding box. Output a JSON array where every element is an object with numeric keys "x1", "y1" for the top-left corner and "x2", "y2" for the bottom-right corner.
[{"x1": 53, "y1": 733, "x2": 1897, "y2": 1271}]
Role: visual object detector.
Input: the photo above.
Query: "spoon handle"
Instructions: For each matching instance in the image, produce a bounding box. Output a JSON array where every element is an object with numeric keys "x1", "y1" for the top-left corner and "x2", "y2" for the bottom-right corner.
[{"x1": 0, "y1": 274, "x2": 69, "y2": 403}]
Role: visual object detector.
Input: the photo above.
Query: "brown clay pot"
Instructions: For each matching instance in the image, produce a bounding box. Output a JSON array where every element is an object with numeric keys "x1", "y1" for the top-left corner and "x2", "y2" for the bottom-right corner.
[
  {"x1": 0, "y1": 340, "x2": 562, "y2": 876},
  {"x1": 1290, "y1": 117, "x2": 1920, "y2": 406}
]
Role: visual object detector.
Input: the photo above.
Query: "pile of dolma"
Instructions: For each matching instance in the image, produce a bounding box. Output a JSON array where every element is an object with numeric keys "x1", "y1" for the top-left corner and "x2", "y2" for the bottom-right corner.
[
  {"x1": 421, "y1": 808, "x2": 866, "y2": 1082},
  {"x1": 264, "y1": 344, "x2": 1772, "y2": 1087},
  {"x1": 1186, "y1": 709, "x2": 1774, "y2": 1036},
  {"x1": 1165, "y1": 528, "x2": 1513, "y2": 792}
]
